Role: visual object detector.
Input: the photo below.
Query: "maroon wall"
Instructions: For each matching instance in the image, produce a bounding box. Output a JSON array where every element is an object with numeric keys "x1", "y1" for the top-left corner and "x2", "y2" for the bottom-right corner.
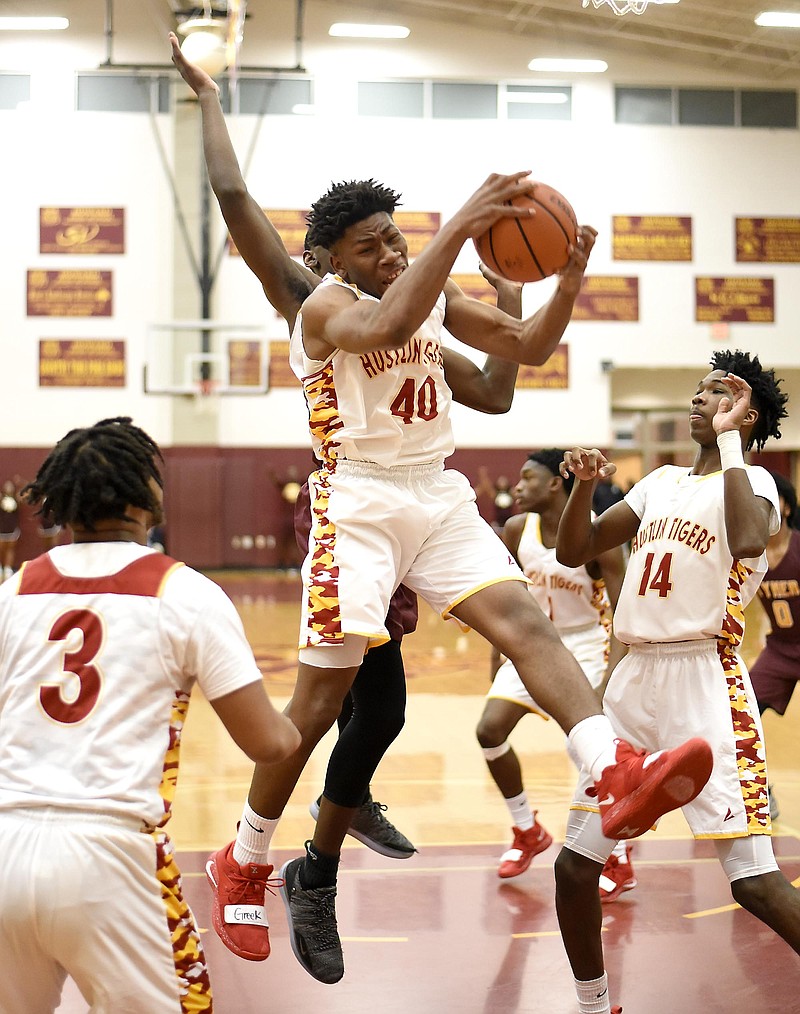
[{"x1": 2, "y1": 445, "x2": 793, "y2": 571}]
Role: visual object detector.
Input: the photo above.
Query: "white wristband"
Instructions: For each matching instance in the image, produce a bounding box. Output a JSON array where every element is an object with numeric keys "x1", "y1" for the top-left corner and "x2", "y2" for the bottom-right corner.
[{"x1": 717, "y1": 429, "x2": 745, "y2": 472}]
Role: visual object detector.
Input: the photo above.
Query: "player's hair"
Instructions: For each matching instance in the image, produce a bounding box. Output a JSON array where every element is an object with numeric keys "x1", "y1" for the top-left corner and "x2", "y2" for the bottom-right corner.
[
  {"x1": 769, "y1": 471, "x2": 799, "y2": 529},
  {"x1": 306, "y1": 179, "x2": 402, "y2": 250},
  {"x1": 22, "y1": 417, "x2": 163, "y2": 531},
  {"x1": 527, "y1": 448, "x2": 574, "y2": 494},
  {"x1": 709, "y1": 349, "x2": 788, "y2": 451}
]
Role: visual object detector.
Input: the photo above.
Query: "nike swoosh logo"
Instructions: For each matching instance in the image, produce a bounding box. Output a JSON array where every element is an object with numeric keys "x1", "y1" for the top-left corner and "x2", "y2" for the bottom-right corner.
[
  {"x1": 598, "y1": 793, "x2": 616, "y2": 807},
  {"x1": 596, "y1": 988, "x2": 608, "y2": 998},
  {"x1": 723, "y1": 808, "x2": 735, "y2": 822},
  {"x1": 244, "y1": 816, "x2": 264, "y2": 833}
]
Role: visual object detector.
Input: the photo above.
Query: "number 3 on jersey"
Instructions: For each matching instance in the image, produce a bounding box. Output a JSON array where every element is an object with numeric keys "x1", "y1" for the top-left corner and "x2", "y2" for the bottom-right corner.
[
  {"x1": 390, "y1": 376, "x2": 438, "y2": 425},
  {"x1": 39, "y1": 608, "x2": 105, "y2": 724},
  {"x1": 637, "y1": 551, "x2": 674, "y2": 598}
]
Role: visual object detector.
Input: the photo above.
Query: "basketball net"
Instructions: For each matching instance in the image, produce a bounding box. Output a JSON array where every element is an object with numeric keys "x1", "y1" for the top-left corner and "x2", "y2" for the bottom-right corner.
[{"x1": 582, "y1": 0, "x2": 675, "y2": 14}]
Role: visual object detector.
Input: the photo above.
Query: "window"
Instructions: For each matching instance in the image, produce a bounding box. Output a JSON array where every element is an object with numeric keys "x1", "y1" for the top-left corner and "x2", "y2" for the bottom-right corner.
[
  {"x1": 615, "y1": 87, "x2": 672, "y2": 125},
  {"x1": 76, "y1": 74, "x2": 170, "y2": 113},
  {"x1": 0, "y1": 73, "x2": 30, "y2": 109},
  {"x1": 678, "y1": 89, "x2": 734, "y2": 127},
  {"x1": 741, "y1": 90, "x2": 796, "y2": 128},
  {"x1": 504, "y1": 84, "x2": 571, "y2": 121},
  {"x1": 358, "y1": 81, "x2": 424, "y2": 118},
  {"x1": 432, "y1": 82, "x2": 497, "y2": 119},
  {"x1": 615, "y1": 85, "x2": 797, "y2": 129}
]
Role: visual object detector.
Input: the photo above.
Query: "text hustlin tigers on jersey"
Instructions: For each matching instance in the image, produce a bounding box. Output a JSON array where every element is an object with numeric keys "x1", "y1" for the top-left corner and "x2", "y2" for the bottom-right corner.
[
  {"x1": 359, "y1": 338, "x2": 444, "y2": 378},
  {"x1": 630, "y1": 515, "x2": 717, "y2": 556}
]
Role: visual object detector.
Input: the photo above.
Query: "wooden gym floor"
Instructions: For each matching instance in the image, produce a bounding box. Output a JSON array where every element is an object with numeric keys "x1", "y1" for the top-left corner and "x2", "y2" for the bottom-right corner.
[{"x1": 56, "y1": 571, "x2": 800, "y2": 1013}]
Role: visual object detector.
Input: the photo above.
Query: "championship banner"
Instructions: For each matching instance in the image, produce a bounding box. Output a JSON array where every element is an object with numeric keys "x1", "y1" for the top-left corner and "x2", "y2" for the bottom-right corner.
[
  {"x1": 27, "y1": 270, "x2": 113, "y2": 317},
  {"x1": 736, "y1": 217, "x2": 800, "y2": 263},
  {"x1": 229, "y1": 209, "x2": 309, "y2": 257},
  {"x1": 613, "y1": 216, "x2": 692, "y2": 261},
  {"x1": 450, "y1": 273, "x2": 498, "y2": 305},
  {"x1": 516, "y1": 344, "x2": 569, "y2": 389},
  {"x1": 268, "y1": 340, "x2": 297, "y2": 388},
  {"x1": 393, "y1": 212, "x2": 441, "y2": 258},
  {"x1": 39, "y1": 340, "x2": 125, "y2": 387},
  {"x1": 573, "y1": 276, "x2": 639, "y2": 321},
  {"x1": 39, "y1": 207, "x2": 125, "y2": 255},
  {"x1": 695, "y1": 277, "x2": 775, "y2": 323},
  {"x1": 228, "y1": 340, "x2": 263, "y2": 387}
]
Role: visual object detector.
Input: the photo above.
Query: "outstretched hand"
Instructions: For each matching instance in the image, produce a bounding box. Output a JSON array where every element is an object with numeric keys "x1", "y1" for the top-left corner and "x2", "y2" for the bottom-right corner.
[
  {"x1": 451, "y1": 172, "x2": 537, "y2": 241},
  {"x1": 712, "y1": 373, "x2": 753, "y2": 435},
  {"x1": 169, "y1": 31, "x2": 220, "y2": 96},
  {"x1": 560, "y1": 447, "x2": 617, "y2": 483}
]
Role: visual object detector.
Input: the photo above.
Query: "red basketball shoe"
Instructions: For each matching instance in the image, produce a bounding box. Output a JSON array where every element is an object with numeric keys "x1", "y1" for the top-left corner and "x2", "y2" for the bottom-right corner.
[
  {"x1": 206, "y1": 841, "x2": 282, "y2": 961},
  {"x1": 599, "y1": 844, "x2": 637, "y2": 902},
  {"x1": 497, "y1": 816, "x2": 553, "y2": 879},
  {"x1": 590, "y1": 738, "x2": 713, "y2": 840}
]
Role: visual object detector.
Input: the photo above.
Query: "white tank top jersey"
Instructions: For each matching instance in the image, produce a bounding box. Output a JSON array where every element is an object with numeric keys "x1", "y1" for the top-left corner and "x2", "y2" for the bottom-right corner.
[
  {"x1": 0, "y1": 543, "x2": 263, "y2": 827},
  {"x1": 290, "y1": 274, "x2": 455, "y2": 468},
  {"x1": 613, "y1": 464, "x2": 780, "y2": 646},
  {"x1": 518, "y1": 513, "x2": 612, "y2": 635}
]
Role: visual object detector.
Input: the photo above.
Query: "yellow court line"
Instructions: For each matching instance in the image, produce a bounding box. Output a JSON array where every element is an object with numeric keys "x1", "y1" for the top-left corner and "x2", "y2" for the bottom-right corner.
[{"x1": 513, "y1": 927, "x2": 613, "y2": 939}]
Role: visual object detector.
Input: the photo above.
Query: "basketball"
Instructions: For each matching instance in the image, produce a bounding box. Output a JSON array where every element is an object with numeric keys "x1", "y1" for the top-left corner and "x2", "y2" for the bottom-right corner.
[{"x1": 474, "y1": 181, "x2": 579, "y2": 283}]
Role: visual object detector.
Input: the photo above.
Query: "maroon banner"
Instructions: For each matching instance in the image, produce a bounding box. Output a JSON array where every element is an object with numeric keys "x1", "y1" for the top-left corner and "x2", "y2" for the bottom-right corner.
[
  {"x1": 613, "y1": 216, "x2": 692, "y2": 261},
  {"x1": 736, "y1": 217, "x2": 800, "y2": 263},
  {"x1": 574, "y1": 276, "x2": 639, "y2": 321},
  {"x1": 516, "y1": 344, "x2": 569, "y2": 389},
  {"x1": 27, "y1": 270, "x2": 112, "y2": 317},
  {"x1": 230, "y1": 209, "x2": 309, "y2": 257},
  {"x1": 39, "y1": 207, "x2": 125, "y2": 254},
  {"x1": 393, "y1": 212, "x2": 441, "y2": 258},
  {"x1": 39, "y1": 340, "x2": 125, "y2": 387},
  {"x1": 450, "y1": 273, "x2": 498, "y2": 305},
  {"x1": 228, "y1": 340, "x2": 263, "y2": 387},
  {"x1": 695, "y1": 277, "x2": 774, "y2": 323},
  {"x1": 268, "y1": 340, "x2": 298, "y2": 388}
]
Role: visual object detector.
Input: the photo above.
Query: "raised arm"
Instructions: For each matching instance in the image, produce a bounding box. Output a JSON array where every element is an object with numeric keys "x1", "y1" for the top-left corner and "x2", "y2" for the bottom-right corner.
[
  {"x1": 556, "y1": 448, "x2": 640, "y2": 567},
  {"x1": 169, "y1": 32, "x2": 316, "y2": 327},
  {"x1": 442, "y1": 265, "x2": 522, "y2": 413},
  {"x1": 443, "y1": 226, "x2": 596, "y2": 365},
  {"x1": 714, "y1": 373, "x2": 774, "y2": 559}
]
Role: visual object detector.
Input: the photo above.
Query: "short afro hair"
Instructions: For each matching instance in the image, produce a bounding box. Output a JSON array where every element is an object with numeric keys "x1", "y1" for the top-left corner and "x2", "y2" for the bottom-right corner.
[
  {"x1": 527, "y1": 448, "x2": 574, "y2": 494},
  {"x1": 305, "y1": 179, "x2": 402, "y2": 250},
  {"x1": 709, "y1": 349, "x2": 788, "y2": 452}
]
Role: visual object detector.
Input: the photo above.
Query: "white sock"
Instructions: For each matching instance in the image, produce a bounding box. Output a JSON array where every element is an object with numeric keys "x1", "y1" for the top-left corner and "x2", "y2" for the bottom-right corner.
[
  {"x1": 504, "y1": 791, "x2": 534, "y2": 831},
  {"x1": 576, "y1": 972, "x2": 612, "y2": 1014},
  {"x1": 611, "y1": 839, "x2": 628, "y2": 861},
  {"x1": 233, "y1": 802, "x2": 280, "y2": 866},
  {"x1": 568, "y1": 715, "x2": 619, "y2": 782}
]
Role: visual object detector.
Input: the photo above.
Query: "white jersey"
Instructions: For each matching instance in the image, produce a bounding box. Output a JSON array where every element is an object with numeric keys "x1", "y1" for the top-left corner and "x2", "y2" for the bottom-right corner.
[
  {"x1": 613, "y1": 464, "x2": 780, "y2": 646},
  {"x1": 0, "y1": 542, "x2": 263, "y2": 827},
  {"x1": 518, "y1": 513, "x2": 612, "y2": 636},
  {"x1": 290, "y1": 274, "x2": 455, "y2": 467}
]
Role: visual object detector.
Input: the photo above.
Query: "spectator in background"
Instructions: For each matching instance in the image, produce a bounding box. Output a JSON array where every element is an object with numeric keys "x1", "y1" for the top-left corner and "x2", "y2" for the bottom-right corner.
[{"x1": 0, "y1": 480, "x2": 21, "y2": 582}]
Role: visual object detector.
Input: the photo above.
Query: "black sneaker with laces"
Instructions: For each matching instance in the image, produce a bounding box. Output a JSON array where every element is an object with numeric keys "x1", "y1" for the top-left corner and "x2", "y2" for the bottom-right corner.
[
  {"x1": 309, "y1": 792, "x2": 417, "y2": 859},
  {"x1": 279, "y1": 852, "x2": 344, "y2": 984}
]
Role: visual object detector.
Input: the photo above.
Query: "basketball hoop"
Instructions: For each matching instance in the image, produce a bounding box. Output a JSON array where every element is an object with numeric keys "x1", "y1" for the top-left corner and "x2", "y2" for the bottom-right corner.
[{"x1": 582, "y1": 0, "x2": 678, "y2": 15}]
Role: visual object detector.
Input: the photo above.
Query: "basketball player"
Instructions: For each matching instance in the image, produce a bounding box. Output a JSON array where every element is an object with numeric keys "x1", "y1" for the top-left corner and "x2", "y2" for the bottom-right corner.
[
  {"x1": 477, "y1": 449, "x2": 634, "y2": 901},
  {"x1": 0, "y1": 418, "x2": 300, "y2": 1013},
  {"x1": 201, "y1": 166, "x2": 714, "y2": 988},
  {"x1": 750, "y1": 471, "x2": 800, "y2": 821},
  {"x1": 170, "y1": 28, "x2": 531, "y2": 921},
  {"x1": 554, "y1": 351, "x2": 800, "y2": 1014}
]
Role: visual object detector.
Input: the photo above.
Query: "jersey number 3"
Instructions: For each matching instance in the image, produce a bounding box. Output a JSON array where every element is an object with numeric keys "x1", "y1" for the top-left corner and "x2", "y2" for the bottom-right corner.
[
  {"x1": 637, "y1": 552, "x2": 674, "y2": 598},
  {"x1": 40, "y1": 609, "x2": 104, "y2": 724}
]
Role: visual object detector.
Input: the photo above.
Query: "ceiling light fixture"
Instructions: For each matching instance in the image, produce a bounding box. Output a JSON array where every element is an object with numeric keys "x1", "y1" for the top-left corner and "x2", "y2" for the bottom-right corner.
[
  {"x1": 0, "y1": 17, "x2": 69, "y2": 31},
  {"x1": 755, "y1": 11, "x2": 800, "y2": 27},
  {"x1": 177, "y1": 17, "x2": 229, "y2": 77},
  {"x1": 528, "y1": 58, "x2": 608, "y2": 73},
  {"x1": 329, "y1": 23, "x2": 410, "y2": 39}
]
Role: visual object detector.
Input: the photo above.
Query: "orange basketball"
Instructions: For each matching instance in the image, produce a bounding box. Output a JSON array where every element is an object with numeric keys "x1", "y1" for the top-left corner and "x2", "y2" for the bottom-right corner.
[{"x1": 474, "y1": 181, "x2": 579, "y2": 283}]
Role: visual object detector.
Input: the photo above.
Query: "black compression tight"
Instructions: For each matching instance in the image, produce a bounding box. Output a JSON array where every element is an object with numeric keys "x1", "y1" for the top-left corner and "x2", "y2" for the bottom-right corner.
[{"x1": 323, "y1": 639, "x2": 407, "y2": 808}]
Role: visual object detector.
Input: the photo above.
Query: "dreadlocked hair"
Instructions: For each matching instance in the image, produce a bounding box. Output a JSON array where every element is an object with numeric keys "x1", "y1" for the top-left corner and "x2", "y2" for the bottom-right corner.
[
  {"x1": 709, "y1": 349, "x2": 788, "y2": 452},
  {"x1": 305, "y1": 179, "x2": 402, "y2": 250},
  {"x1": 22, "y1": 417, "x2": 163, "y2": 531},
  {"x1": 527, "y1": 448, "x2": 574, "y2": 493}
]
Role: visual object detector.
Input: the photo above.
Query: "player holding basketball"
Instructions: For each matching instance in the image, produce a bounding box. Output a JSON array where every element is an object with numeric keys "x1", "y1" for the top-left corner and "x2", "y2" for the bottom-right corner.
[
  {"x1": 199, "y1": 164, "x2": 714, "y2": 987},
  {"x1": 0, "y1": 418, "x2": 299, "y2": 1013},
  {"x1": 554, "y1": 351, "x2": 800, "y2": 1014},
  {"x1": 169, "y1": 27, "x2": 536, "y2": 939},
  {"x1": 477, "y1": 449, "x2": 633, "y2": 899},
  {"x1": 750, "y1": 471, "x2": 800, "y2": 821}
]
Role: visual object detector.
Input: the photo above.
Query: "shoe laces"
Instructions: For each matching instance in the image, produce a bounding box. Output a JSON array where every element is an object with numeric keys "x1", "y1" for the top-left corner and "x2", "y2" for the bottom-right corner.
[
  {"x1": 228, "y1": 866, "x2": 284, "y2": 906},
  {"x1": 364, "y1": 799, "x2": 398, "y2": 830}
]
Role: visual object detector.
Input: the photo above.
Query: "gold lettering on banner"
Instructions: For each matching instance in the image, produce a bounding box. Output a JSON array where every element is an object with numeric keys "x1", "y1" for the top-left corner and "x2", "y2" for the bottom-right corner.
[
  {"x1": 38, "y1": 340, "x2": 126, "y2": 387},
  {"x1": 613, "y1": 216, "x2": 692, "y2": 261}
]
